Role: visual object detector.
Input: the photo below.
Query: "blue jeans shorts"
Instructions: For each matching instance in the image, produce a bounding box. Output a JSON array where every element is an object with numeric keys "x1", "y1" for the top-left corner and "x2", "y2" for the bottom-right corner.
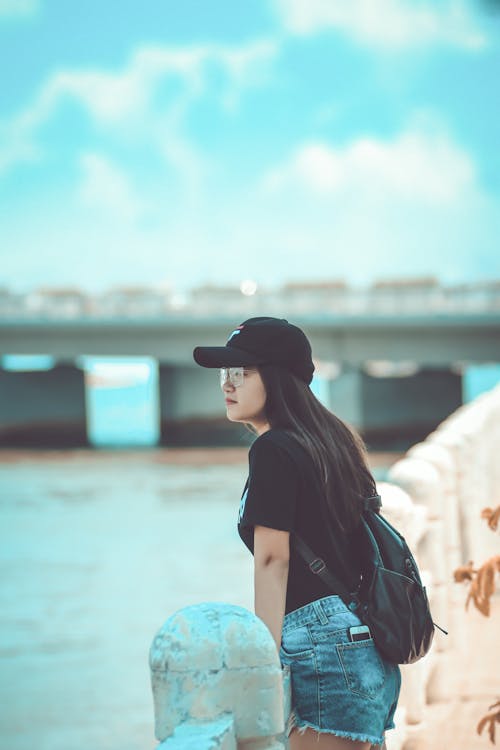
[{"x1": 279, "y1": 595, "x2": 401, "y2": 746}]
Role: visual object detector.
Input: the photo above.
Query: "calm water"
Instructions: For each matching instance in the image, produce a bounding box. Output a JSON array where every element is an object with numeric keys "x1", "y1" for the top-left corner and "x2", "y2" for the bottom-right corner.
[{"x1": 0, "y1": 449, "x2": 256, "y2": 750}]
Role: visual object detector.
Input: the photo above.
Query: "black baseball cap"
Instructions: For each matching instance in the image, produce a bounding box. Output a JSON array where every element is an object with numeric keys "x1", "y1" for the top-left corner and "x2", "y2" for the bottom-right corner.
[{"x1": 192, "y1": 316, "x2": 315, "y2": 385}]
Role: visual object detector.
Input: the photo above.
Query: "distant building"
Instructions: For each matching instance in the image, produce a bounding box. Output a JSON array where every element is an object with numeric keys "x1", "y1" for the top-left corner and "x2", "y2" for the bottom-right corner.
[
  {"x1": 368, "y1": 276, "x2": 445, "y2": 313},
  {"x1": 97, "y1": 285, "x2": 173, "y2": 317},
  {"x1": 26, "y1": 287, "x2": 91, "y2": 318},
  {"x1": 279, "y1": 280, "x2": 350, "y2": 313},
  {"x1": 0, "y1": 287, "x2": 19, "y2": 317},
  {"x1": 189, "y1": 284, "x2": 267, "y2": 315},
  {"x1": 444, "y1": 280, "x2": 500, "y2": 312}
]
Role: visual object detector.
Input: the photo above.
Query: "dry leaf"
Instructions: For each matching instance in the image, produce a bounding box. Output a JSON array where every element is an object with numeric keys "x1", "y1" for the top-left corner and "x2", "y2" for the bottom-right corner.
[
  {"x1": 481, "y1": 506, "x2": 500, "y2": 532},
  {"x1": 477, "y1": 700, "x2": 500, "y2": 744},
  {"x1": 465, "y1": 556, "x2": 500, "y2": 617},
  {"x1": 453, "y1": 561, "x2": 476, "y2": 583},
  {"x1": 456, "y1": 557, "x2": 500, "y2": 617}
]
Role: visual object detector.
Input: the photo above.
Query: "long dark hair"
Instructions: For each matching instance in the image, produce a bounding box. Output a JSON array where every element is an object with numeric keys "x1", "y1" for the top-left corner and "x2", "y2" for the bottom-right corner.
[{"x1": 249, "y1": 363, "x2": 377, "y2": 534}]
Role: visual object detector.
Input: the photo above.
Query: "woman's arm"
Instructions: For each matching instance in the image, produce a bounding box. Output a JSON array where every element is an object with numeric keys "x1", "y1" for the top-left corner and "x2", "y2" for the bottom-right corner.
[{"x1": 253, "y1": 525, "x2": 290, "y2": 652}]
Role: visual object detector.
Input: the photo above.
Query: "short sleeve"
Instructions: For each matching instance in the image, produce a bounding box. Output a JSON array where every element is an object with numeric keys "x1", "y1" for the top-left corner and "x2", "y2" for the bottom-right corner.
[{"x1": 239, "y1": 436, "x2": 299, "y2": 533}]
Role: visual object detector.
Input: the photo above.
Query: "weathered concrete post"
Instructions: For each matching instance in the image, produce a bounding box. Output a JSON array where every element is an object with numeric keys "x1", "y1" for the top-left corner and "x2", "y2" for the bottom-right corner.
[{"x1": 149, "y1": 602, "x2": 289, "y2": 749}]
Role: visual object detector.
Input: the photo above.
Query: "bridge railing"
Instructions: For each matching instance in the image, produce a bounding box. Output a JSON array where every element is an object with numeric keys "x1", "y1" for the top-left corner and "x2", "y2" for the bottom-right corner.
[
  {"x1": 2, "y1": 279, "x2": 500, "y2": 319},
  {"x1": 384, "y1": 380, "x2": 500, "y2": 746},
  {"x1": 149, "y1": 382, "x2": 500, "y2": 749}
]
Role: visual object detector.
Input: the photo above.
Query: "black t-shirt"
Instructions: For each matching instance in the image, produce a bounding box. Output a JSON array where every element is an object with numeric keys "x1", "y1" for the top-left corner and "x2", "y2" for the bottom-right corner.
[{"x1": 238, "y1": 428, "x2": 363, "y2": 615}]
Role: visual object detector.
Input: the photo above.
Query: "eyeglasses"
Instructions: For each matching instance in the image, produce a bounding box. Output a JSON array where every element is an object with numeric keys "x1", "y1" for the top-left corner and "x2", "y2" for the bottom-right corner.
[{"x1": 220, "y1": 367, "x2": 250, "y2": 388}]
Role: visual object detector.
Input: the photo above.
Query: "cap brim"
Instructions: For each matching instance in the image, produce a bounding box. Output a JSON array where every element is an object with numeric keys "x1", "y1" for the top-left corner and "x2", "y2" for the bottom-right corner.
[{"x1": 193, "y1": 346, "x2": 259, "y2": 368}]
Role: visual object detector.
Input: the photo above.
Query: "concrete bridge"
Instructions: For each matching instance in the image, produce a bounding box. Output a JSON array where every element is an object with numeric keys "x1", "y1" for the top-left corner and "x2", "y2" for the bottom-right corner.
[{"x1": 1, "y1": 312, "x2": 499, "y2": 448}]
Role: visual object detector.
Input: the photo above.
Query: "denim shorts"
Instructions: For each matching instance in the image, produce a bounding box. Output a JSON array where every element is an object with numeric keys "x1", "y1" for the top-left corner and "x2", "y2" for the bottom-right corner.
[{"x1": 279, "y1": 595, "x2": 401, "y2": 746}]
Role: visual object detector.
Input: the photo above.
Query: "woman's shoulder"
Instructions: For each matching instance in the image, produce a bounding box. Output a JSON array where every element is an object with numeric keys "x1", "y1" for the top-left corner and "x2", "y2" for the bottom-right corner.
[
  {"x1": 249, "y1": 428, "x2": 310, "y2": 467},
  {"x1": 250, "y1": 427, "x2": 297, "y2": 452},
  {"x1": 248, "y1": 429, "x2": 303, "y2": 485}
]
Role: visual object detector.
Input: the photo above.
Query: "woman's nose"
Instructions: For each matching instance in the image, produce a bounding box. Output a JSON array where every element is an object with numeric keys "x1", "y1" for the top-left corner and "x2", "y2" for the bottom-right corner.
[{"x1": 221, "y1": 376, "x2": 235, "y2": 392}]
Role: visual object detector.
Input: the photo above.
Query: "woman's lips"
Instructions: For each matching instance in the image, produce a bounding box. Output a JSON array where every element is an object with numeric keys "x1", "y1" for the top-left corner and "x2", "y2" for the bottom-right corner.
[{"x1": 225, "y1": 398, "x2": 237, "y2": 404}]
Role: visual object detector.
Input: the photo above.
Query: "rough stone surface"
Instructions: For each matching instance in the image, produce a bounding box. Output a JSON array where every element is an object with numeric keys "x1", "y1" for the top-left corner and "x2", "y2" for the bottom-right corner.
[
  {"x1": 402, "y1": 593, "x2": 500, "y2": 750},
  {"x1": 157, "y1": 715, "x2": 236, "y2": 749},
  {"x1": 150, "y1": 602, "x2": 285, "y2": 745},
  {"x1": 376, "y1": 480, "x2": 428, "y2": 549},
  {"x1": 386, "y1": 458, "x2": 442, "y2": 519}
]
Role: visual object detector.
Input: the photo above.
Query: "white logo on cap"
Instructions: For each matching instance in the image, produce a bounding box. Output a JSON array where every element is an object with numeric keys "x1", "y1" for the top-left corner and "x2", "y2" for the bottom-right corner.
[{"x1": 227, "y1": 324, "x2": 245, "y2": 343}]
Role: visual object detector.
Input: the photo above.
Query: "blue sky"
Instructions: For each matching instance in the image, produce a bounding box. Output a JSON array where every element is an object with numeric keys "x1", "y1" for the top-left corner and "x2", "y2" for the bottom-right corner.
[{"x1": 1, "y1": 0, "x2": 499, "y2": 294}]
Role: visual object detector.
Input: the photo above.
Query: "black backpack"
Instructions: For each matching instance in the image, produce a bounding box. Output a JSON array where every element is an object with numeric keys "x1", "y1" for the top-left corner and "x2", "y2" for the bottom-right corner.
[{"x1": 292, "y1": 494, "x2": 445, "y2": 665}]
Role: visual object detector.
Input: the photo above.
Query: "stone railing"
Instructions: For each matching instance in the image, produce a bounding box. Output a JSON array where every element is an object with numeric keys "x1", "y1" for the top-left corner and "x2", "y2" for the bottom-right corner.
[
  {"x1": 382, "y1": 380, "x2": 500, "y2": 747},
  {"x1": 149, "y1": 382, "x2": 500, "y2": 749},
  {"x1": 149, "y1": 602, "x2": 290, "y2": 749}
]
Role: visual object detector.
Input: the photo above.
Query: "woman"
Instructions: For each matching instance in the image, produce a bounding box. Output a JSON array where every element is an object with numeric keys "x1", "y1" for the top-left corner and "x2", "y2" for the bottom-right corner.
[{"x1": 193, "y1": 316, "x2": 400, "y2": 749}]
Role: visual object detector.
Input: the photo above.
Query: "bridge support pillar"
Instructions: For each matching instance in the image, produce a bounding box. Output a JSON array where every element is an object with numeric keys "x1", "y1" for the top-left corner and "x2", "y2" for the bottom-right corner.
[
  {"x1": 362, "y1": 367, "x2": 462, "y2": 449},
  {"x1": 327, "y1": 366, "x2": 462, "y2": 449},
  {"x1": 0, "y1": 363, "x2": 88, "y2": 447},
  {"x1": 158, "y1": 365, "x2": 251, "y2": 447},
  {"x1": 326, "y1": 364, "x2": 364, "y2": 428}
]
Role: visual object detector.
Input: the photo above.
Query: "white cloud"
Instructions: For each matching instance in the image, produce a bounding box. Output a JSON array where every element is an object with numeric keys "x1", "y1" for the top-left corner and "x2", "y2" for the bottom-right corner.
[
  {"x1": 0, "y1": 38, "x2": 277, "y2": 181},
  {"x1": 0, "y1": 0, "x2": 38, "y2": 18},
  {"x1": 231, "y1": 121, "x2": 500, "y2": 287},
  {"x1": 262, "y1": 126, "x2": 475, "y2": 204},
  {"x1": 78, "y1": 153, "x2": 145, "y2": 222},
  {"x1": 2, "y1": 129, "x2": 499, "y2": 292},
  {"x1": 273, "y1": 0, "x2": 487, "y2": 51}
]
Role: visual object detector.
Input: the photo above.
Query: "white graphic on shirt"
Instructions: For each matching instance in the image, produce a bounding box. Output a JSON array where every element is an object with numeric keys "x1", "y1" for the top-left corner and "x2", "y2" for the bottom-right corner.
[{"x1": 238, "y1": 486, "x2": 248, "y2": 524}]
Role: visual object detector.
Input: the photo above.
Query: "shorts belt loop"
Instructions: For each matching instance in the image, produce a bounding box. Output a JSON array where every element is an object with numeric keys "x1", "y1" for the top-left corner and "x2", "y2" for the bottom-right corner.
[{"x1": 312, "y1": 599, "x2": 329, "y2": 625}]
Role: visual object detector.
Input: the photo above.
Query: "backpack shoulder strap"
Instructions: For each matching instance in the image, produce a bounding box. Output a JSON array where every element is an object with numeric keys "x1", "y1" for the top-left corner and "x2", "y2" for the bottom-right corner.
[
  {"x1": 291, "y1": 493, "x2": 383, "y2": 606},
  {"x1": 290, "y1": 533, "x2": 354, "y2": 605},
  {"x1": 363, "y1": 494, "x2": 382, "y2": 512}
]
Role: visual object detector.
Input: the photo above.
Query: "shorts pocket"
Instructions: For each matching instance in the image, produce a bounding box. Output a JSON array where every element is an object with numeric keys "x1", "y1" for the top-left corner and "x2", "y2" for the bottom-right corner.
[
  {"x1": 337, "y1": 638, "x2": 385, "y2": 698},
  {"x1": 280, "y1": 625, "x2": 314, "y2": 661}
]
